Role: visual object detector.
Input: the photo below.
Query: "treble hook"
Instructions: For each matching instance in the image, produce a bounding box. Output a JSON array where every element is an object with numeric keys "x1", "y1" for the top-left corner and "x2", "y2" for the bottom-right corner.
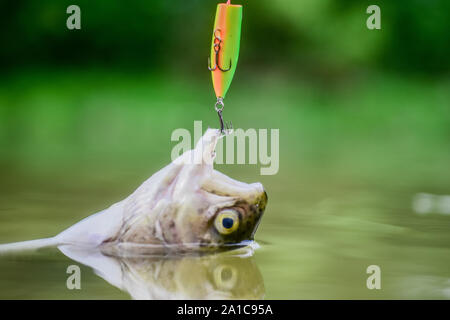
[
  {"x1": 215, "y1": 97, "x2": 232, "y2": 134},
  {"x1": 208, "y1": 29, "x2": 232, "y2": 72}
]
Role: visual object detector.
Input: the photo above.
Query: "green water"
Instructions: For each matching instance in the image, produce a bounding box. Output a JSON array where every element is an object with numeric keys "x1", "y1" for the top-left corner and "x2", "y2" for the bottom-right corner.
[{"x1": 0, "y1": 71, "x2": 449, "y2": 299}]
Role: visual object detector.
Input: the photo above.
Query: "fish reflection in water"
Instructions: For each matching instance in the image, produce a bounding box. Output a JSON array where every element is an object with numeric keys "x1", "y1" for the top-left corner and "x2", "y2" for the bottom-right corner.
[{"x1": 59, "y1": 244, "x2": 265, "y2": 300}]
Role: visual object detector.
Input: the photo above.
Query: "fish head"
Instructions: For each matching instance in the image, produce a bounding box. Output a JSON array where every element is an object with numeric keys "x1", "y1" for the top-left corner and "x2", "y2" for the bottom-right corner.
[{"x1": 158, "y1": 129, "x2": 267, "y2": 247}]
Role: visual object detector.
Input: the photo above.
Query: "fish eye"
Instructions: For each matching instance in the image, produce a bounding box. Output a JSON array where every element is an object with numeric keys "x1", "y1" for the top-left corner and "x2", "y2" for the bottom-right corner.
[{"x1": 214, "y1": 210, "x2": 239, "y2": 235}]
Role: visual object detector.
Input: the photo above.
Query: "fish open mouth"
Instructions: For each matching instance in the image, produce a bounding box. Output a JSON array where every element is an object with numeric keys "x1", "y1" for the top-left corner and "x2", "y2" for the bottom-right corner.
[{"x1": 99, "y1": 240, "x2": 259, "y2": 258}]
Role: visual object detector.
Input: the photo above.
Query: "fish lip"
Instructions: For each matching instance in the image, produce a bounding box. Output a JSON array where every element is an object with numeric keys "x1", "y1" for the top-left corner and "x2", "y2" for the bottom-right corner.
[
  {"x1": 257, "y1": 189, "x2": 268, "y2": 212},
  {"x1": 248, "y1": 189, "x2": 267, "y2": 239},
  {"x1": 263, "y1": 190, "x2": 268, "y2": 204}
]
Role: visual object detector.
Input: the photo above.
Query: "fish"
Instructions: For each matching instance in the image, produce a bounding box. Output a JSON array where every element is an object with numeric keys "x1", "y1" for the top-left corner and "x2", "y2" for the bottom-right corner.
[{"x1": 0, "y1": 129, "x2": 267, "y2": 255}]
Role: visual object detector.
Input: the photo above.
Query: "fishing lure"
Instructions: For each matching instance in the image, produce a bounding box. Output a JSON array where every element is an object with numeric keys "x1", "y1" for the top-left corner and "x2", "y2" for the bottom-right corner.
[{"x1": 208, "y1": 0, "x2": 242, "y2": 133}]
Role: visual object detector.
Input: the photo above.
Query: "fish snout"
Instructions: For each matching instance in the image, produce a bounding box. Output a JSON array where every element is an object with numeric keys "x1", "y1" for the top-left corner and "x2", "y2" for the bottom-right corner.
[
  {"x1": 258, "y1": 190, "x2": 268, "y2": 213},
  {"x1": 243, "y1": 187, "x2": 267, "y2": 240},
  {"x1": 251, "y1": 183, "x2": 267, "y2": 214}
]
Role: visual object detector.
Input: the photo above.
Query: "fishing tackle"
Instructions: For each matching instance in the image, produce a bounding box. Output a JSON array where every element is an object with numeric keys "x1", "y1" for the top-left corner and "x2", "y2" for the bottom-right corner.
[
  {"x1": 208, "y1": 0, "x2": 242, "y2": 133},
  {"x1": 208, "y1": 29, "x2": 232, "y2": 72}
]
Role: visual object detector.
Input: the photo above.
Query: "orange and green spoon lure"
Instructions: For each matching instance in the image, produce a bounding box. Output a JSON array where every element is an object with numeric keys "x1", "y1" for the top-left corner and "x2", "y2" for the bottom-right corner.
[{"x1": 208, "y1": 0, "x2": 243, "y2": 133}]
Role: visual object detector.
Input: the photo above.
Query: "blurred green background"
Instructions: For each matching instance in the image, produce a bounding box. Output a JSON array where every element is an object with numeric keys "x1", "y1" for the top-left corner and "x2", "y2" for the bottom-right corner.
[{"x1": 0, "y1": 0, "x2": 449, "y2": 299}]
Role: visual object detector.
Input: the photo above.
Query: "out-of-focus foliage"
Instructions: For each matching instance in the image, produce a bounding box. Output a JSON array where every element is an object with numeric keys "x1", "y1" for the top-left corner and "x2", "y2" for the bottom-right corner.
[
  {"x1": 258, "y1": 0, "x2": 450, "y2": 74},
  {"x1": 0, "y1": 0, "x2": 448, "y2": 75}
]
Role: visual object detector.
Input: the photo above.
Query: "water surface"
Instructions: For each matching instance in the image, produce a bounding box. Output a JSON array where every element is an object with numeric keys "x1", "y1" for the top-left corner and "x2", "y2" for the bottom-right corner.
[{"x1": 1, "y1": 165, "x2": 449, "y2": 299}]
